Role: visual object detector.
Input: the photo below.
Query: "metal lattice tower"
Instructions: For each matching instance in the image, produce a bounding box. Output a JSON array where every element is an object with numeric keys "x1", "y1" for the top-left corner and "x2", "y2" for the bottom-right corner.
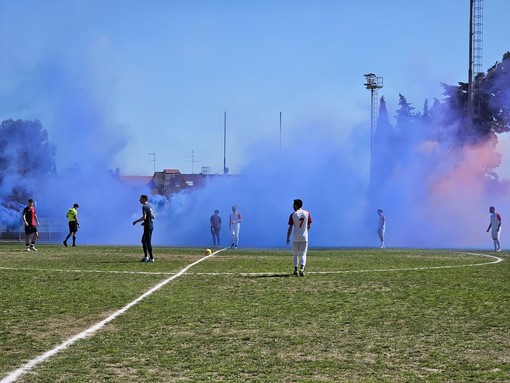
[
  {"x1": 370, "y1": 92, "x2": 379, "y2": 149},
  {"x1": 364, "y1": 73, "x2": 383, "y2": 185},
  {"x1": 364, "y1": 74, "x2": 383, "y2": 151},
  {"x1": 468, "y1": 0, "x2": 483, "y2": 121}
]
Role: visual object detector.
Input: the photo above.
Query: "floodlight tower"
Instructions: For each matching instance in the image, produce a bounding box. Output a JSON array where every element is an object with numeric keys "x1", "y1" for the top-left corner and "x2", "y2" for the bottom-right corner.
[
  {"x1": 364, "y1": 73, "x2": 383, "y2": 186},
  {"x1": 468, "y1": 0, "x2": 483, "y2": 123}
]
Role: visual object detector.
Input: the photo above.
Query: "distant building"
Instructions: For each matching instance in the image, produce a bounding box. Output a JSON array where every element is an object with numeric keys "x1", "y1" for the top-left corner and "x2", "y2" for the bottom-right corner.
[
  {"x1": 149, "y1": 168, "x2": 226, "y2": 197},
  {"x1": 118, "y1": 175, "x2": 154, "y2": 188},
  {"x1": 119, "y1": 168, "x2": 227, "y2": 198}
]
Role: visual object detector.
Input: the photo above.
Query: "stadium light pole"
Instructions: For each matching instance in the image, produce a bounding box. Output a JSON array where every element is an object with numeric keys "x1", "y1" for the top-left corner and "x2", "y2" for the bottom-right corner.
[
  {"x1": 279, "y1": 111, "x2": 282, "y2": 172},
  {"x1": 363, "y1": 73, "x2": 383, "y2": 188}
]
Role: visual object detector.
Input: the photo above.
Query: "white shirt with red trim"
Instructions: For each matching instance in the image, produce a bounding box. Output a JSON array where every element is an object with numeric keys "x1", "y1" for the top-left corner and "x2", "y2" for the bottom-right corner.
[
  {"x1": 288, "y1": 209, "x2": 312, "y2": 242},
  {"x1": 490, "y1": 212, "x2": 502, "y2": 232},
  {"x1": 230, "y1": 211, "x2": 242, "y2": 225}
]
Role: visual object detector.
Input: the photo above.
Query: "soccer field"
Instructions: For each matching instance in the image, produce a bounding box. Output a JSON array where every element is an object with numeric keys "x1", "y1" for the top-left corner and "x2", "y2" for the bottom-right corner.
[{"x1": 0, "y1": 245, "x2": 509, "y2": 382}]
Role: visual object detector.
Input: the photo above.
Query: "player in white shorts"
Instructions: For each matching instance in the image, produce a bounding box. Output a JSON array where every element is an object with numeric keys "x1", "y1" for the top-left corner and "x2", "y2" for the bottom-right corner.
[
  {"x1": 377, "y1": 209, "x2": 386, "y2": 249},
  {"x1": 229, "y1": 205, "x2": 242, "y2": 249},
  {"x1": 286, "y1": 199, "x2": 312, "y2": 276},
  {"x1": 486, "y1": 206, "x2": 502, "y2": 252}
]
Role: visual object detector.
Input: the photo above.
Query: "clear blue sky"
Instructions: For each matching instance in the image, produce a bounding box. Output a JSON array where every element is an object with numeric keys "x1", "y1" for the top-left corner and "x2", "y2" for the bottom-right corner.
[{"x1": 1, "y1": 0, "x2": 509, "y2": 176}]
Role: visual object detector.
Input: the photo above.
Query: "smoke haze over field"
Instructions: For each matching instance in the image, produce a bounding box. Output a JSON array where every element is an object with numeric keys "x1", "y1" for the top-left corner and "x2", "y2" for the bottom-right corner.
[
  {"x1": 1, "y1": 96, "x2": 509, "y2": 249},
  {"x1": 1, "y1": 2, "x2": 510, "y2": 249},
  {"x1": 156, "y1": 63, "x2": 510, "y2": 249},
  {"x1": 157, "y1": 120, "x2": 371, "y2": 248},
  {"x1": 1, "y1": 54, "x2": 510, "y2": 250}
]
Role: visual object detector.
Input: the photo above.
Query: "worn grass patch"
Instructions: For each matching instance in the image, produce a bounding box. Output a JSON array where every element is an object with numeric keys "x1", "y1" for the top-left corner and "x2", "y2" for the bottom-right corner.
[{"x1": 0, "y1": 245, "x2": 508, "y2": 382}]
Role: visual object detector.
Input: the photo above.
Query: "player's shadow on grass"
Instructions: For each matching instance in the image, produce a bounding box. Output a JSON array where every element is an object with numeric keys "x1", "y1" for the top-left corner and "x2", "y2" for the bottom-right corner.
[
  {"x1": 247, "y1": 273, "x2": 292, "y2": 278},
  {"x1": 94, "y1": 260, "x2": 135, "y2": 264}
]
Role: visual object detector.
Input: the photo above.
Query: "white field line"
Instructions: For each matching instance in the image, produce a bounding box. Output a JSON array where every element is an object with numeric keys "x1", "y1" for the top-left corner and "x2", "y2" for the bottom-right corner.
[
  {"x1": 0, "y1": 248, "x2": 225, "y2": 383},
  {"x1": 0, "y1": 252, "x2": 502, "y2": 277},
  {"x1": 0, "y1": 266, "x2": 175, "y2": 276}
]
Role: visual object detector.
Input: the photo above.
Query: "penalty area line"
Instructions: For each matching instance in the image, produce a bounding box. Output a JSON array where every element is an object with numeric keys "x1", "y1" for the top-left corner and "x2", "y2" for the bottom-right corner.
[{"x1": 0, "y1": 248, "x2": 225, "y2": 383}]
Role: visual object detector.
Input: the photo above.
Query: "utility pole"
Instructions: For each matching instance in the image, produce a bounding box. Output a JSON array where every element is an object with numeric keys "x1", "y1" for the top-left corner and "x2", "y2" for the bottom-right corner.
[
  {"x1": 279, "y1": 112, "x2": 282, "y2": 156},
  {"x1": 279, "y1": 112, "x2": 282, "y2": 171},
  {"x1": 223, "y1": 111, "x2": 228, "y2": 174}
]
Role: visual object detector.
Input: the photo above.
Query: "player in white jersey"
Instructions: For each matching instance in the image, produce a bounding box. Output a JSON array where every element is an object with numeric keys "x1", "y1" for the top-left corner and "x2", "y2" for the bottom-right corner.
[
  {"x1": 486, "y1": 206, "x2": 502, "y2": 252},
  {"x1": 377, "y1": 209, "x2": 386, "y2": 249},
  {"x1": 286, "y1": 199, "x2": 312, "y2": 276},
  {"x1": 229, "y1": 205, "x2": 242, "y2": 249}
]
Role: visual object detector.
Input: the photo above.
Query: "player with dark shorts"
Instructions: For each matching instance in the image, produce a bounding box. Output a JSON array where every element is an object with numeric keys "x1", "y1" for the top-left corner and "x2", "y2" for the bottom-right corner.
[
  {"x1": 22, "y1": 199, "x2": 39, "y2": 252},
  {"x1": 210, "y1": 209, "x2": 222, "y2": 247},
  {"x1": 133, "y1": 194, "x2": 155, "y2": 262},
  {"x1": 63, "y1": 203, "x2": 80, "y2": 247}
]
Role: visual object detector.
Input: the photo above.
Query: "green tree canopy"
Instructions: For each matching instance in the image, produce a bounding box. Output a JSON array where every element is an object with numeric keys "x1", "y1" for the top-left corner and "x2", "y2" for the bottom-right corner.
[{"x1": 0, "y1": 119, "x2": 56, "y2": 204}]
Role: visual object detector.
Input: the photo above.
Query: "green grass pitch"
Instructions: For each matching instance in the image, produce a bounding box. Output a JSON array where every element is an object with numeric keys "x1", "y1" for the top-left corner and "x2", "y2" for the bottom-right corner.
[{"x1": 0, "y1": 244, "x2": 509, "y2": 382}]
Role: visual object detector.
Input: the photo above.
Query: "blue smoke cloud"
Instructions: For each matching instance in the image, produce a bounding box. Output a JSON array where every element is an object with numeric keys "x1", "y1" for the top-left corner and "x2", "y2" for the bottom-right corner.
[
  {"x1": 155, "y1": 120, "x2": 373, "y2": 248},
  {"x1": 0, "y1": 62, "x2": 143, "y2": 245},
  {"x1": 1, "y1": 100, "x2": 506, "y2": 250},
  {"x1": 2, "y1": 57, "x2": 510, "y2": 250},
  {"x1": 154, "y1": 85, "x2": 510, "y2": 250}
]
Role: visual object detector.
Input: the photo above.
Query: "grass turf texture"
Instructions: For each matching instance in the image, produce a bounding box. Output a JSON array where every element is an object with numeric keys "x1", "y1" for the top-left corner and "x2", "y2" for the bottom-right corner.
[{"x1": 0, "y1": 245, "x2": 509, "y2": 382}]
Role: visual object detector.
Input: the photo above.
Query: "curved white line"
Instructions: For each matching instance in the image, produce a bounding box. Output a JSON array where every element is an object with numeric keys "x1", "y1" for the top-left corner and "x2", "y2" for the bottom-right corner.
[
  {"x1": 189, "y1": 251, "x2": 503, "y2": 276},
  {"x1": 308, "y1": 251, "x2": 502, "y2": 275}
]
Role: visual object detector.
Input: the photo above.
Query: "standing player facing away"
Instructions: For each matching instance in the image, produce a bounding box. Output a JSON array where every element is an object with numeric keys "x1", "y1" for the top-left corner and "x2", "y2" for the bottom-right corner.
[
  {"x1": 63, "y1": 203, "x2": 80, "y2": 247},
  {"x1": 286, "y1": 199, "x2": 312, "y2": 276},
  {"x1": 229, "y1": 205, "x2": 242, "y2": 249},
  {"x1": 487, "y1": 206, "x2": 502, "y2": 252},
  {"x1": 22, "y1": 198, "x2": 39, "y2": 252},
  {"x1": 377, "y1": 209, "x2": 386, "y2": 249},
  {"x1": 133, "y1": 194, "x2": 155, "y2": 262},
  {"x1": 210, "y1": 209, "x2": 222, "y2": 247}
]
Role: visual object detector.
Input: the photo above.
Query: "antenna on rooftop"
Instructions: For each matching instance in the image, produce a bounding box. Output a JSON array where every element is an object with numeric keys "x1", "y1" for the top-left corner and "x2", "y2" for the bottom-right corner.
[
  {"x1": 148, "y1": 152, "x2": 156, "y2": 174},
  {"x1": 186, "y1": 150, "x2": 198, "y2": 174}
]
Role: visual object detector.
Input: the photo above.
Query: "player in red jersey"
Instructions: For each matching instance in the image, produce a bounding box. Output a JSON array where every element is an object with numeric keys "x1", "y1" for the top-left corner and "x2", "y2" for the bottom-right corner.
[{"x1": 22, "y1": 199, "x2": 39, "y2": 252}]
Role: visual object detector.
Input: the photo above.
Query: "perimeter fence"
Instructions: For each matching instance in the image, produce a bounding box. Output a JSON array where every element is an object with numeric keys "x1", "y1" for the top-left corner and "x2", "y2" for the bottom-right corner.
[{"x1": 0, "y1": 216, "x2": 66, "y2": 243}]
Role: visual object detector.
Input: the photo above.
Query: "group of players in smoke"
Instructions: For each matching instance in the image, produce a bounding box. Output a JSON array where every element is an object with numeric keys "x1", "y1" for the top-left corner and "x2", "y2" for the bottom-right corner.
[{"x1": 20, "y1": 197, "x2": 503, "y2": 271}]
